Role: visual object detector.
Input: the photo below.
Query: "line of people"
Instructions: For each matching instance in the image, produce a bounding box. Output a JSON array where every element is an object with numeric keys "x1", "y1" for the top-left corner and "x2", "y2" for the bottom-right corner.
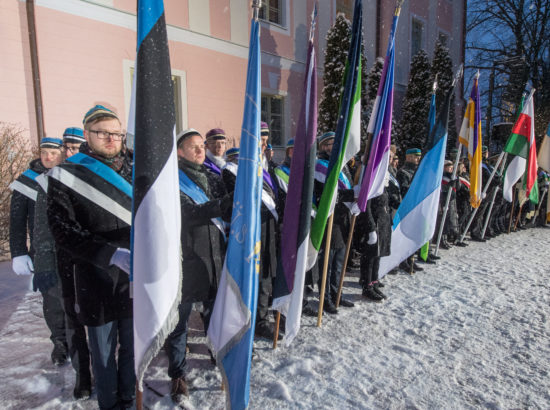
[{"x1": 9, "y1": 104, "x2": 548, "y2": 409}]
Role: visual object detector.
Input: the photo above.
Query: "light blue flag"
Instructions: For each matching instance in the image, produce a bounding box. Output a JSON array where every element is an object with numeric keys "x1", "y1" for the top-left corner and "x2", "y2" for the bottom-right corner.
[
  {"x1": 207, "y1": 17, "x2": 262, "y2": 410},
  {"x1": 378, "y1": 84, "x2": 454, "y2": 277}
]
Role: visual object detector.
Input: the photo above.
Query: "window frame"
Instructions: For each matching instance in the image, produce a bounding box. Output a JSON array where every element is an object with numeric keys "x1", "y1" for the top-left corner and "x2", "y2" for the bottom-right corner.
[{"x1": 261, "y1": 94, "x2": 285, "y2": 147}]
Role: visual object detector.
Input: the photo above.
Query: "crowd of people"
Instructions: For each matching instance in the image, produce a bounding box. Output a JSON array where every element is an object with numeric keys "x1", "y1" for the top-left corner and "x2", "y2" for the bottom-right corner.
[{"x1": 8, "y1": 104, "x2": 549, "y2": 409}]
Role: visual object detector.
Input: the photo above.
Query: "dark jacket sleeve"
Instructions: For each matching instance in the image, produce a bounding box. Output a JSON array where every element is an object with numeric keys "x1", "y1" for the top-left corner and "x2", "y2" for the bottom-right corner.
[
  {"x1": 9, "y1": 190, "x2": 31, "y2": 258},
  {"x1": 33, "y1": 187, "x2": 57, "y2": 274},
  {"x1": 365, "y1": 197, "x2": 377, "y2": 233},
  {"x1": 47, "y1": 178, "x2": 119, "y2": 271},
  {"x1": 180, "y1": 193, "x2": 225, "y2": 227}
]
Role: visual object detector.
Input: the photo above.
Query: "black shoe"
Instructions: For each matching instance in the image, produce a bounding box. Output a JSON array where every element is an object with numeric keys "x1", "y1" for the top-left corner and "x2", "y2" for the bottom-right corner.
[
  {"x1": 399, "y1": 261, "x2": 411, "y2": 271},
  {"x1": 322, "y1": 299, "x2": 338, "y2": 314},
  {"x1": 171, "y1": 377, "x2": 189, "y2": 404},
  {"x1": 470, "y1": 235, "x2": 486, "y2": 242},
  {"x1": 376, "y1": 281, "x2": 385, "y2": 288},
  {"x1": 454, "y1": 241, "x2": 468, "y2": 247},
  {"x1": 362, "y1": 287, "x2": 383, "y2": 302},
  {"x1": 440, "y1": 241, "x2": 451, "y2": 250},
  {"x1": 119, "y1": 399, "x2": 135, "y2": 409},
  {"x1": 422, "y1": 257, "x2": 436, "y2": 264},
  {"x1": 373, "y1": 284, "x2": 387, "y2": 299},
  {"x1": 412, "y1": 263, "x2": 424, "y2": 272},
  {"x1": 208, "y1": 348, "x2": 216, "y2": 365},
  {"x1": 255, "y1": 322, "x2": 282, "y2": 340},
  {"x1": 428, "y1": 253, "x2": 441, "y2": 260},
  {"x1": 51, "y1": 343, "x2": 68, "y2": 366},
  {"x1": 388, "y1": 268, "x2": 399, "y2": 275},
  {"x1": 73, "y1": 375, "x2": 91, "y2": 401},
  {"x1": 338, "y1": 298, "x2": 355, "y2": 308},
  {"x1": 302, "y1": 304, "x2": 317, "y2": 317}
]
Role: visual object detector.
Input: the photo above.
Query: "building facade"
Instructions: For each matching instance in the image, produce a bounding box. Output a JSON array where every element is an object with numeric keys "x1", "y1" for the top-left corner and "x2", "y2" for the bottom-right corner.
[{"x1": 1, "y1": 0, "x2": 465, "y2": 151}]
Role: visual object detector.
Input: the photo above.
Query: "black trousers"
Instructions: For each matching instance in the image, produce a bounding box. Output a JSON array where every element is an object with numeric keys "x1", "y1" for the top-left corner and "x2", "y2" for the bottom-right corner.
[
  {"x1": 360, "y1": 254, "x2": 380, "y2": 288},
  {"x1": 40, "y1": 283, "x2": 67, "y2": 348}
]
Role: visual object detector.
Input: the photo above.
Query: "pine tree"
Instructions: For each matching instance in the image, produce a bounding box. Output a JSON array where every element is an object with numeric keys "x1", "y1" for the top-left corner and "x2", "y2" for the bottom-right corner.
[
  {"x1": 363, "y1": 57, "x2": 384, "y2": 122},
  {"x1": 394, "y1": 49, "x2": 432, "y2": 156},
  {"x1": 318, "y1": 13, "x2": 369, "y2": 139},
  {"x1": 431, "y1": 41, "x2": 457, "y2": 149}
]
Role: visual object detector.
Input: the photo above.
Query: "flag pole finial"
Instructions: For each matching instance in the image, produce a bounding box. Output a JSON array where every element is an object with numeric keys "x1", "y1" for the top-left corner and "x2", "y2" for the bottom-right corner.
[
  {"x1": 433, "y1": 73, "x2": 438, "y2": 93},
  {"x1": 252, "y1": 0, "x2": 261, "y2": 21},
  {"x1": 452, "y1": 64, "x2": 464, "y2": 88}
]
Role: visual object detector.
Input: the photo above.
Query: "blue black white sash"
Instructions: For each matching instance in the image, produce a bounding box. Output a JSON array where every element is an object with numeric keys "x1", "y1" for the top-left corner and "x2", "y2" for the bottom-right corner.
[
  {"x1": 48, "y1": 153, "x2": 132, "y2": 225},
  {"x1": 9, "y1": 169, "x2": 40, "y2": 201},
  {"x1": 178, "y1": 169, "x2": 226, "y2": 238},
  {"x1": 314, "y1": 159, "x2": 352, "y2": 189},
  {"x1": 204, "y1": 156, "x2": 222, "y2": 175},
  {"x1": 224, "y1": 162, "x2": 278, "y2": 221}
]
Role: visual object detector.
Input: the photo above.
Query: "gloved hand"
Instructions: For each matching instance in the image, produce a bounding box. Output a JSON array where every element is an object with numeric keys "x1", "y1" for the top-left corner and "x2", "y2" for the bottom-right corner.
[
  {"x1": 110, "y1": 248, "x2": 131, "y2": 274},
  {"x1": 220, "y1": 192, "x2": 234, "y2": 215},
  {"x1": 12, "y1": 255, "x2": 34, "y2": 276},
  {"x1": 33, "y1": 271, "x2": 58, "y2": 292},
  {"x1": 353, "y1": 184, "x2": 361, "y2": 199},
  {"x1": 350, "y1": 202, "x2": 361, "y2": 216},
  {"x1": 367, "y1": 231, "x2": 378, "y2": 245}
]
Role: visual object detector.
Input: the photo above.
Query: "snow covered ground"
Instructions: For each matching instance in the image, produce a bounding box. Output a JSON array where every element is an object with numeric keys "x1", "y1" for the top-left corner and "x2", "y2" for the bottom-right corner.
[{"x1": 1, "y1": 227, "x2": 549, "y2": 409}]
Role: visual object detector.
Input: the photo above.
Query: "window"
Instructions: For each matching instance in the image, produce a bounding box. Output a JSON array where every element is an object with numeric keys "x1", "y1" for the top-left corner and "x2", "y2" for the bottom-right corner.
[
  {"x1": 261, "y1": 95, "x2": 284, "y2": 146},
  {"x1": 259, "y1": 0, "x2": 282, "y2": 26},
  {"x1": 411, "y1": 18, "x2": 424, "y2": 59},
  {"x1": 438, "y1": 32, "x2": 449, "y2": 47}
]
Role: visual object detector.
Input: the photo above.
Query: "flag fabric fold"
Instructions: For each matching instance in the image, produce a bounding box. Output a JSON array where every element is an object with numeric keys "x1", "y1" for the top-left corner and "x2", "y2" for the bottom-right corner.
[
  {"x1": 132, "y1": 0, "x2": 182, "y2": 388},
  {"x1": 207, "y1": 16, "x2": 263, "y2": 410},
  {"x1": 272, "y1": 26, "x2": 317, "y2": 345},
  {"x1": 458, "y1": 74, "x2": 483, "y2": 208},
  {"x1": 307, "y1": 0, "x2": 362, "y2": 268},
  {"x1": 356, "y1": 2, "x2": 402, "y2": 209},
  {"x1": 503, "y1": 91, "x2": 537, "y2": 202},
  {"x1": 379, "y1": 85, "x2": 454, "y2": 277}
]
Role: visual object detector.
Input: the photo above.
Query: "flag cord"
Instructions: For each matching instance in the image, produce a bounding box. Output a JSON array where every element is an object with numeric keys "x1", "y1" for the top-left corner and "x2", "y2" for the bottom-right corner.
[
  {"x1": 335, "y1": 214, "x2": 357, "y2": 308},
  {"x1": 459, "y1": 151, "x2": 506, "y2": 243},
  {"x1": 317, "y1": 214, "x2": 334, "y2": 327}
]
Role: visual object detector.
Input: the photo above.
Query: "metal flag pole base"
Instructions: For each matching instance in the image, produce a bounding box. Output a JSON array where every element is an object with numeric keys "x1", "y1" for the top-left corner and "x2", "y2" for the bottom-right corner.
[
  {"x1": 273, "y1": 311, "x2": 281, "y2": 349},
  {"x1": 336, "y1": 214, "x2": 357, "y2": 308},
  {"x1": 317, "y1": 214, "x2": 335, "y2": 327}
]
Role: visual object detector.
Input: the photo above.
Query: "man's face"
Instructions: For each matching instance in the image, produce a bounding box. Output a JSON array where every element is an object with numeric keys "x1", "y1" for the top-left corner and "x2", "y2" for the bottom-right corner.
[
  {"x1": 406, "y1": 154, "x2": 420, "y2": 165},
  {"x1": 444, "y1": 165, "x2": 453, "y2": 173},
  {"x1": 320, "y1": 138, "x2": 334, "y2": 155},
  {"x1": 206, "y1": 139, "x2": 226, "y2": 157},
  {"x1": 178, "y1": 134, "x2": 206, "y2": 164},
  {"x1": 287, "y1": 147, "x2": 294, "y2": 159},
  {"x1": 389, "y1": 151, "x2": 395, "y2": 164},
  {"x1": 84, "y1": 118, "x2": 123, "y2": 159},
  {"x1": 392, "y1": 157, "x2": 399, "y2": 168},
  {"x1": 40, "y1": 148, "x2": 63, "y2": 169},
  {"x1": 261, "y1": 135, "x2": 269, "y2": 154},
  {"x1": 63, "y1": 142, "x2": 82, "y2": 159}
]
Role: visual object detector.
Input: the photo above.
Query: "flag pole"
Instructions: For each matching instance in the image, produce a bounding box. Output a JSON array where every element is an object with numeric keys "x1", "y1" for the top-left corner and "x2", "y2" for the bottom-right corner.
[
  {"x1": 481, "y1": 153, "x2": 507, "y2": 238},
  {"x1": 335, "y1": 213, "x2": 356, "y2": 308},
  {"x1": 507, "y1": 186, "x2": 517, "y2": 233},
  {"x1": 136, "y1": 384, "x2": 143, "y2": 410},
  {"x1": 532, "y1": 187, "x2": 548, "y2": 226},
  {"x1": 458, "y1": 150, "x2": 506, "y2": 242},
  {"x1": 273, "y1": 311, "x2": 281, "y2": 348},
  {"x1": 317, "y1": 214, "x2": 334, "y2": 327}
]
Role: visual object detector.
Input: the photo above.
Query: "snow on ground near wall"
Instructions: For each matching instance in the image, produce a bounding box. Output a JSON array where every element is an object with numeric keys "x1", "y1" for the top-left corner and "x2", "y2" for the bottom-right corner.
[{"x1": 0, "y1": 227, "x2": 549, "y2": 409}]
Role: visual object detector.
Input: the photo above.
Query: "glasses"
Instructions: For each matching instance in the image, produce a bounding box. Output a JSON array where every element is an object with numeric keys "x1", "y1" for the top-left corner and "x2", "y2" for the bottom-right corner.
[
  {"x1": 89, "y1": 129, "x2": 126, "y2": 141},
  {"x1": 63, "y1": 145, "x2": 80, "y2": 152}
]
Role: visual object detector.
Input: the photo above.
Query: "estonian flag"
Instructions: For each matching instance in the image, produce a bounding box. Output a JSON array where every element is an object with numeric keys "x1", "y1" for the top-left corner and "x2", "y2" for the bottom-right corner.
[{"x1": 131, "y1": 0, "x2": 182, "y2": 389}]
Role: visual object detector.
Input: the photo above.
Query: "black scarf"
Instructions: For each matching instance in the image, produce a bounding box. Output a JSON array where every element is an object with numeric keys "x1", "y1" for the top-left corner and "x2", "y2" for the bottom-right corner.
[
  {"x1": 79, "y1": 142, "x2": 126, "y2": 172},
  {"x1": 179, "y1": 157, "x2": 209, "y2": 194}
]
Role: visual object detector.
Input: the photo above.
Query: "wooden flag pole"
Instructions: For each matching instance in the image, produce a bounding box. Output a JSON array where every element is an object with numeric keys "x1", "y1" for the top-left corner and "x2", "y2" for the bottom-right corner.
[
  {"x1": 335, "y1": 214, "x2": 357, "y2": 308},
  {"x1": 317, "y1": 214, "x2": 334, "y2": 327},
  {"x1": 273, "y1": 311, "x2": 281, "y2": 349},
  {"x1": 514, "y1": 201, "x2": 525, "y2": 230},
  {"x1": 136, "y1": 383, "x2": 143, "y2": 410}
]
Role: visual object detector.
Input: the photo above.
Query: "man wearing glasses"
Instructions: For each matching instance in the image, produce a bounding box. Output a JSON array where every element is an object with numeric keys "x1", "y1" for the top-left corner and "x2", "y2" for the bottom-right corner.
[{"x1": 47, "y1": 105, "x2": 135, "y2": 409}]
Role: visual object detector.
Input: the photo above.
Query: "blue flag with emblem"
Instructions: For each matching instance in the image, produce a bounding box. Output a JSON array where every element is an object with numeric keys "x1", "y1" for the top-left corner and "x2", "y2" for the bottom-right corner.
[
  {"x1": 132, "y1": 0, "x2": 182, "y2": 390},
  {"x1": 207, "y1": 13, "x2": 262, "y2": 410}
]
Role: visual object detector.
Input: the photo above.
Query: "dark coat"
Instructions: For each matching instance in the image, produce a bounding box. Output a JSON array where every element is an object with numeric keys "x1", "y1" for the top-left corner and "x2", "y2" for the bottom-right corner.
[
  {"x1": 47, "y1": 155, "x2": 133, "y2": 327},
  {"x1": 438, "y1": 171, "x2": 459, "y2": 236},
  {"x1": 396, "y1": 161, "x2": 418, "y2": 198},
  {"x1": 358, "y1": 189, "x2": 392, "y2": 257},
  {"x1": 179, "y1": 160, "x2": 230, "y2": 303},
  {"x1": 223, "y1": 163, "x2": 279, "y2": 277},
  {"x1": 387, "y1": 166, "x2": 402, "y2": 212},
  {"x1": 313, "y1": 152, "x2": 355, "y2": 250},
  {"x1": 9, "y1": 159, "x2": 46, "y2": 258}
]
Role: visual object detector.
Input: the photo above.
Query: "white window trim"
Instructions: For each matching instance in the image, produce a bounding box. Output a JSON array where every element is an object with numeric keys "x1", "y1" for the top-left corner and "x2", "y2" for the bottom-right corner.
[
  {"x1": 122, "y1": 59, "x2": 188, "y2": 136},
  {"x1": 259, "y1": 0, "x2": 290, "y2": 35},
  {"x1": 261, "y1": 88, "x2": 289, "y2": 148}
]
